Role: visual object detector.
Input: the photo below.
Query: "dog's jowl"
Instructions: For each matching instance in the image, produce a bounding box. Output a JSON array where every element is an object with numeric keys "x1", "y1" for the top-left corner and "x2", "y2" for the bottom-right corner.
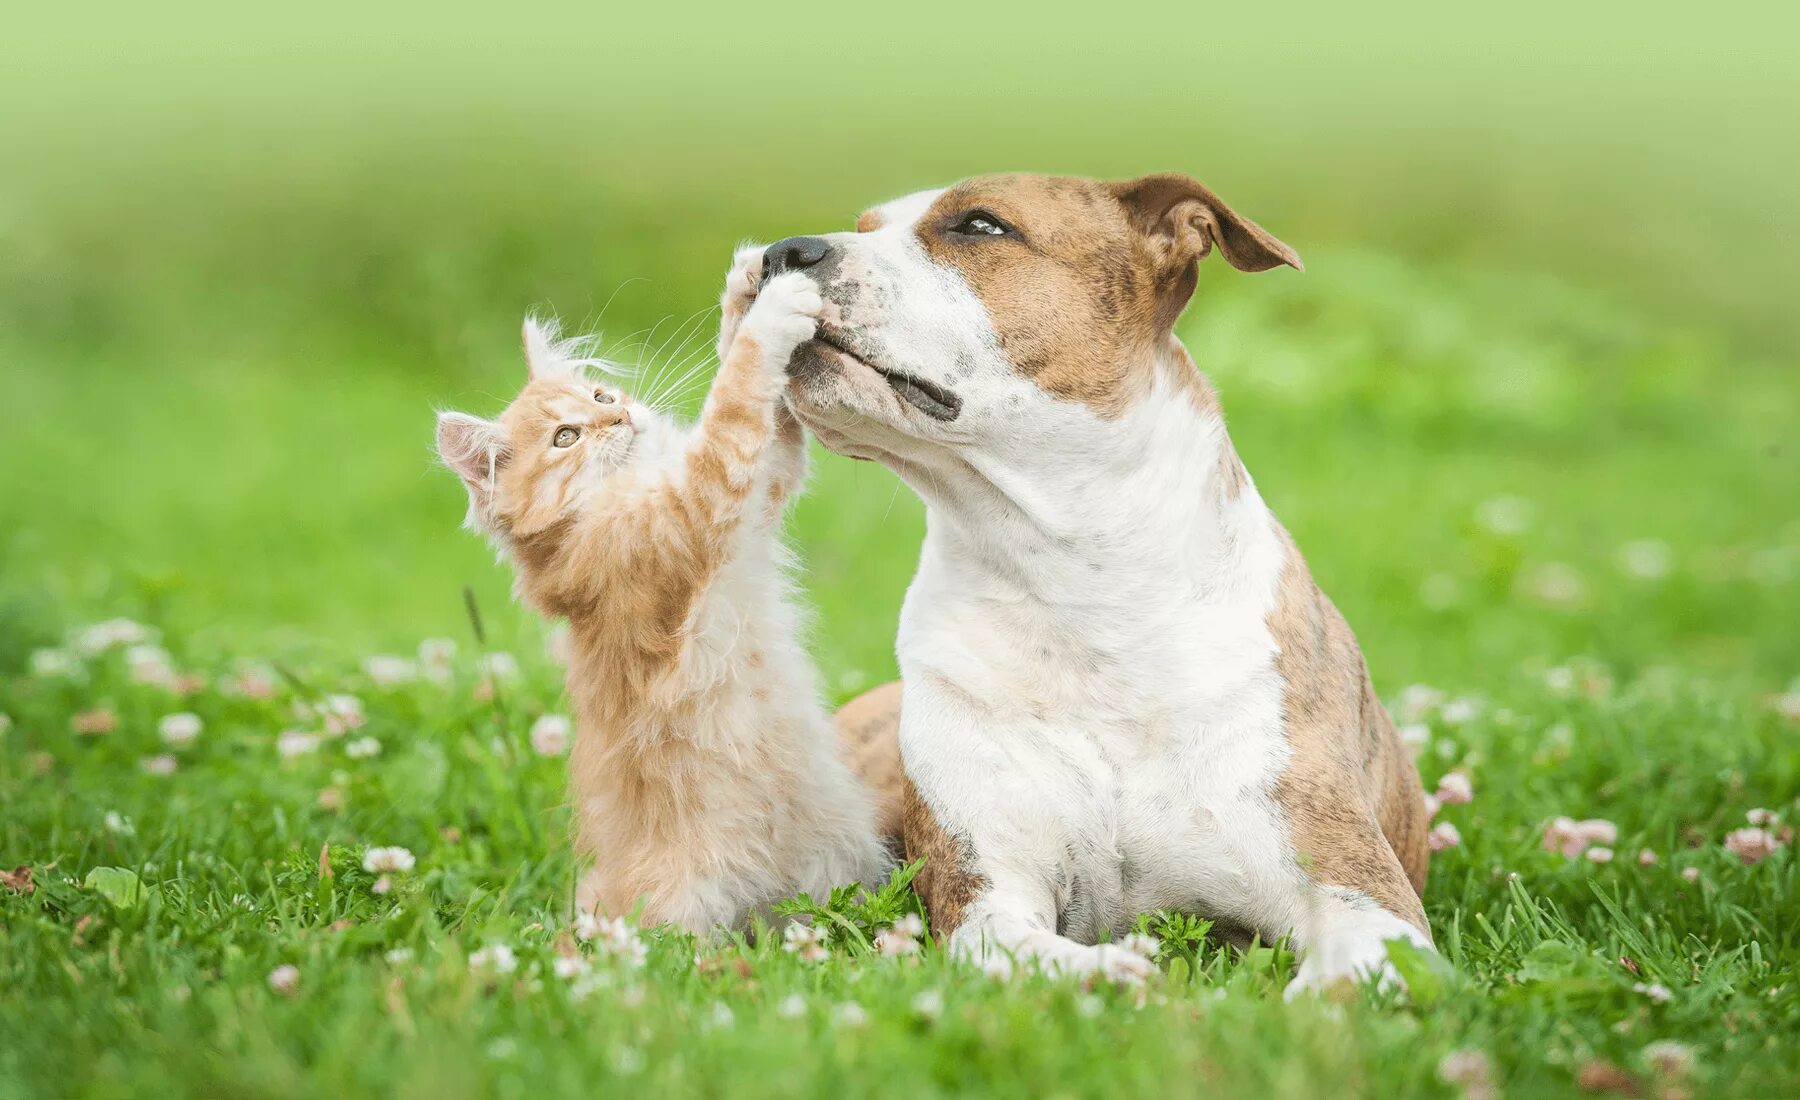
[{"x1": 792, "y1": 173, "x2": 1434, "y2": 993}]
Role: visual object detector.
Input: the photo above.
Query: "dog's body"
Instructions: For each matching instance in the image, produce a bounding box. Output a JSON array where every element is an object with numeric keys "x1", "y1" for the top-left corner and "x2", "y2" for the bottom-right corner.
[{"x1": 781, "y1": 174, "x2": 1432, "y2": 992}]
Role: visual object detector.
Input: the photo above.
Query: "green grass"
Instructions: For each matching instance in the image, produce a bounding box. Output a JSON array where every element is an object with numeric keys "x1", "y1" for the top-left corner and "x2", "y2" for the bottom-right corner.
[{"x1": 3, "y1": 13, "x2": 1799, "y2": 1095}]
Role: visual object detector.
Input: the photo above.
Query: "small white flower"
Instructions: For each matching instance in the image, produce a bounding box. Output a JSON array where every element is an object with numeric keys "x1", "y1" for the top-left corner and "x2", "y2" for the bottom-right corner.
[
  {"x1": 1396, "y1": 684, "x2": 1444, "y2": 721},
  {"x1": 267, "y1": 964, "x2": 301, "y2": 996},
  {"x1": 344, "y1": 736, "x2": 382, "y2": 760},
  {"x1": 777, "y1": 993, "x2": 809, "y2": 1019},
  {"x1": 530, "y1": 715, "x2": 572, "y2": 757},
  {"x1": 469, "y1": 944, "x2": 518, "y2": 976},
  {"x1": 1398, "y1": 722, "x2": 1431, "y2": 754},
  {"x1": 831, "y1": 1001, "x2": 869, "y2": 1029},
  {"x1": 141, "y1": 754, "x2": 178, "y2": 776},
  {"x1": 708, "y1": 1002, "x2": 736, "y2": 1029},
  {"x1": 158, "y1": 712, "x2": 203, "y2": 746},
  {"x1": 1637, "y1": 849, "x2": 1659, "y2": 866},
  {"x1": 1423, "y1": 792, "x2": 1442, "y2": 821},
  {"x1": 553, "y1": 955, "x2": 590, "y2": 980},
  {"x1": 1746, "y1": 807, "x2": 1779, "y2": 827},
  {"x1": 277, "y1": 730, "x2": 321, "y2": 758},
  {"x1": 1543, "y1": 666, "x2": 1576, "y2": 694},
  {"x1": 1680, "y1": 866, "x2": 1701, "y2": 883},
  {"x1": 1642, "y1": 1040, "x2": 1695, "y2": 1077},
  {"x1": 1618, "y1": 539, "x2": 1673, "y2": 580},
  {"x1": 783, "y1": 922, "x2": 830, "y2": 962},
  {"x1": 1428, "y1": 822, "x2": 1462, "y2": 852},
  {"x1": 103, "y1": 811, "x2": 135, "y2": 835},
  {"x1": 479, "y1": 652, "x2": 520, "y2": 681},
  {"x1": 874, "y1": 927, "x2": 920, "y2": 957},
  {"x1": 1440, "y1": 697, "x2": 1479, "y2": 726},
  {"x1": 1774, "y1": 692, "x2": 1800, "y2": 722},
  {"x1": 1633, "y1": 981, "x2": 1672, "y2": 1004},
  {"x1": 318, "y1": 694, "x2": 365, "y2": 736},
  {"x1": 910, "y1": 989, "x2": 943, "y2": 1020},
  {"x1": 363, "y1": 655, "x2": 419, "y2": 687},
  {"x1": 73, "y1": 618, "x2": 157, "y2": 655},
  {"x1": 1075, "y1": 994, "x2": 1103, "y2": 1018},
  {"x1": 371, "y1": 875, "x2": 393, "y2": 895},
  {"x1": 418, "y1": 638, "x2": 458, "y2": 683},
  {"x1": 1475, "y1": 495, "x2": 1533, "y2": 536},
  {"x1": 1724, "y1": 826, "x2": 1783, "y2": 865},
  {"x1": 362, "y1": 846, "x2": 416, "y2": 874},
  {"x1": 224, "y1": 664, "x2": 280, "y2": 699},
  {"x1": 1586, "y1": 846, "x2": 1615, "y2": 864},
  {"x1": 29, "y1": 648, "x2": 80, "y2": 678},
  {"x1": 1435, "y1": 771, "x2": 1474, "y2": 805},
  {"x1": 127, "y1": 645, "x2": 176, "y2": 686},
  {"x1": 384, "y1": 947, "x2": 414, "y2": 964}
]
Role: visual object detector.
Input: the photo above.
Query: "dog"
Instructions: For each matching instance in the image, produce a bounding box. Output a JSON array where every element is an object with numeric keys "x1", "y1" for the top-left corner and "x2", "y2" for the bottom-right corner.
[{"x1": 777, "y1": 173, "x2": 1433, "y2": 994}]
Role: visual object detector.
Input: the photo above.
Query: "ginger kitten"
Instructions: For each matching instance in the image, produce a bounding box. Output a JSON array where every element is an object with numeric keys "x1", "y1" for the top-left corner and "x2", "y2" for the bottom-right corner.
[{"x1": 435, "y1": 265, "x2": 890, "y2": 934}]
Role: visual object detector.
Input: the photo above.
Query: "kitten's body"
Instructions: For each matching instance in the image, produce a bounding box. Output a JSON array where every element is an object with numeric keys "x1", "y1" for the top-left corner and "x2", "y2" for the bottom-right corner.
[{"x1": 437, "y1": 266, "x2": 890, "y2": 934}]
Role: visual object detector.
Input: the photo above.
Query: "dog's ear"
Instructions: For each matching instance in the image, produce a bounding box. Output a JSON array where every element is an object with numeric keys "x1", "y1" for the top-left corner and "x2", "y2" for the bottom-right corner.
[
  {"x1": 435, "y1": 410, "x2": 510, "y2": 505},
  {"x1": 1111, "y1": 173, "x2": 1302, "y2": 279}
]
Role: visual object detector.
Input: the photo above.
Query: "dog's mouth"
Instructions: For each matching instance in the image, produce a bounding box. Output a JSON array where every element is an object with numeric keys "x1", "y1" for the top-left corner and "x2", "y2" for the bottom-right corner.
[{"x1": 812, "y1": 327, "x2": 962, "y2": 422}]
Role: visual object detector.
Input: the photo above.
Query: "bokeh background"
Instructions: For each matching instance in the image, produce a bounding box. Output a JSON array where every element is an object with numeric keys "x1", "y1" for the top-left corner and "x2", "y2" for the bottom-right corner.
[{"x1": 3, "y1": 4, "x2": 1796, "y2": 693}]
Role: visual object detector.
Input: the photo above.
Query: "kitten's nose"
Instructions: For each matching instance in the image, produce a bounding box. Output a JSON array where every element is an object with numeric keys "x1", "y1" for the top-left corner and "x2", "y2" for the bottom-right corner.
[{"x1": 762, "y1": 236, "x2": 831, "y2": 281}]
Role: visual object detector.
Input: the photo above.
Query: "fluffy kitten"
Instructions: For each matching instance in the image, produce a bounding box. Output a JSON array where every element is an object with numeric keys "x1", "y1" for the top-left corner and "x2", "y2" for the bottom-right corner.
[{"x1": 435, "y1": 263, "x2": 891, "y2": 934}]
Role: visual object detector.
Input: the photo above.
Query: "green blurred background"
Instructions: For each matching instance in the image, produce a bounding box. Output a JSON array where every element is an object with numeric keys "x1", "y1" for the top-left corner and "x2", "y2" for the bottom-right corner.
[{"x1": 2, "y1": 4, "x2": 1795, "y2": 692}]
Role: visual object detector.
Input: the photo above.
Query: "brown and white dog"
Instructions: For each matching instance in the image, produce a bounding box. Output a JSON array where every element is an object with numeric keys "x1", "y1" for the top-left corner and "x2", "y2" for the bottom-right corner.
[{"x1": 780, "y1": 173, "x2": 1432, "y2": 994}]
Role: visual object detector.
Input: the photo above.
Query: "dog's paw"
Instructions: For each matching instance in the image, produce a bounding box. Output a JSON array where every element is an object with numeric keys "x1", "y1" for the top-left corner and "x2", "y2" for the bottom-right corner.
[{"x1": 738, "y1": 272, "x2": 821, "y2": 370}]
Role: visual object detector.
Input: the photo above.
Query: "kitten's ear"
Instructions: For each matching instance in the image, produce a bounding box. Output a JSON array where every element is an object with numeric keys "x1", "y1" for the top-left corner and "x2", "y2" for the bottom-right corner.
[
  {"x1": 522, "y1": 316, "x2": 558, "y2": 380},
  {"x1": 435, "y1": 411, "x2": 508, "y2": 493}
]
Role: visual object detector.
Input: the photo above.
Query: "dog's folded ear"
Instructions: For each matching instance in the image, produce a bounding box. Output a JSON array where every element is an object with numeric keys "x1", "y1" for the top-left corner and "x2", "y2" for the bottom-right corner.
[{"x1": 1110, "y1": 174, "x2": 1303, "y2": 276}]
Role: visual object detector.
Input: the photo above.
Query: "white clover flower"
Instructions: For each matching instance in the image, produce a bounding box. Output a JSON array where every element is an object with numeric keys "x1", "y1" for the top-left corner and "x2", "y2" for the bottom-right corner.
[
  {"x1": 30, "y1": 648, "x2": 81, "y2": 678},
  {"x1": 363, "y1": 655, "x2": 419, "y2": 688},
  {"x1": 910, "y1": 989, "x2": 943, "y2": 1020},
  {"x1": 1637, "y1": 849, "x2": 1659, "y2": 866},
  {"x1": 225, "y1": 664, "x2": 280, "y2": 700},
  {"x1": 371, "y1": 875, "x2": 393, "y2": 896},
  {"x1": 103, "y1": 811, "x2": 135, "y2": 835},
  {"x1": 141, "y1": 754, "x2": 178, "y2": 776},
  {"x1": 1396, "y1": 684, "x2": 1444, "y2": 721},
  {"x1": 1724, "y1": 827, "x2": 1783, "y2": 865},
  {"x1": 1435, "y1": 771, "x2": 1474, "y2": 805},
  {"x1": 1398, "y1": 722, "x2": 1431, "y2": 754},
  {"x1": 777, "y1": 993, "x2": 809, "y2": 1019},
  {"x1": 782, "y1": 922, "x2": 830, "y2": 963},
  {"x1": 318, "y1": 694, "x2": 365, "y2": 736},
  {"x1": 479, "y1": 653, "x2": 520, "y2": 681},
  {"x1": 344, "y1": 736, "x2": 382, "y2": 760},
  {"x1": 553, "y1": 955, "x2": 590, "y2": 980},
  {"x1": 127, "y1": 645, "x2": 176, "y2": 686},
  {"x1": 891, "y1": 913, "x2": 925, "y2": 939},
  {"x1": 1633, "y1": 981, "x2": 1672, "y2": 1004},
  {"x1": 277, "y1": 730, "x2": 321, "y2": 758},
  {"x1": 469, "y1": 944, "x2": 518, "y2": 976},
  {"x1": 1542, "y1": 817, "x2": 1618, "y2": 859},
  {"x1": 874, "y1": 927, "x2": 920, "y2": 957},
  {"x1": 1475, "y1": 495, "x2": 1533, "y2": 536},
  {"x1": 267, "y1": 964, "x2": 301, "y2": 996},
  {"x1": 384, "y1": 947, "x2": 414, "y2": 964},
  {"x1": 1618, "y1": 540, "x2": 1673, "y2": 580},
  {"x1": 530, "y1": 715, "x2": 572, "y2": 757},
  {"x1": 1746, "y1": 808, "x2": 1779, "y2": 827},
  {"x1": 1075, "y1": 994, "x2": 1104, "y2": 1018},
  {"x1": 708, "y1": 1002, "x2": 736, "y2": 1029},
  {"x1": 1681, "y1": 867, "x2": 1701, "y2": 883},
  {"x1": 831, "y1": 1001, "x2": 869, "y2": 1029},
  {"x1": 1440, "y1": 697, "x2": 1479, "y2": 726},
  {"x1": 362, "y1": 846, "x2": 416, "y2": 874},
  {"x1": 72, "y1": 618, "x2": 157, "y2": 655},
  {"x1": 158, "y1": 712, "x2": 203, "y2": 746},
  {"x1": 1586, "y1": 846, "x2": 1615, "y2": 864},
  {"x1": 418, "y1": 638, "x2": 458, "y2": 683},
  {"x1": 1428, "y1": 822, "x2": 1463, "y2": 852},
  {"x1": 1543, "y1": 666, "x2": 1576, "y2": 694}
]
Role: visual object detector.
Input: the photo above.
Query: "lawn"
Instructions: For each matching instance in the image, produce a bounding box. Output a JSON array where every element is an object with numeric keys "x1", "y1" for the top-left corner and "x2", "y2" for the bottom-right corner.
[{"x1": 3, "y1": 13, "x2": 1799, "y2": 1098}]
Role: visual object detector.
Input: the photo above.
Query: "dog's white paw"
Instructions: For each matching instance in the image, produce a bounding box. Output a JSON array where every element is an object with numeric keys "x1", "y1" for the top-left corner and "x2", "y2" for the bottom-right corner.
[{"x1": 739, "y1": 272, "x2": 822, "y2": 370}]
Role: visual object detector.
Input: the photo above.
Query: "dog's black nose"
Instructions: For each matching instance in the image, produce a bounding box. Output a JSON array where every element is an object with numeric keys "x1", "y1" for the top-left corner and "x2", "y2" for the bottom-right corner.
[{"x1": 762, "y1": 236, "x2": 832, "y2": 280}]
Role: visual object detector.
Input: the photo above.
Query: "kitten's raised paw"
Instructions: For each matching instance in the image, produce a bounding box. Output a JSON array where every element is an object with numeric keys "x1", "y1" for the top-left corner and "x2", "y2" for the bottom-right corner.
[{"x1": 740, "y1": 272, "x2": 822, "y2": 370}]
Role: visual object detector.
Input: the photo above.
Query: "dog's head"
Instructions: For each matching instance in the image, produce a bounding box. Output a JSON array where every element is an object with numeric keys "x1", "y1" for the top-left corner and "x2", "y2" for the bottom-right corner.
[{"x1": 775, "y1": 173, "x2": 1299, "y2": 467}]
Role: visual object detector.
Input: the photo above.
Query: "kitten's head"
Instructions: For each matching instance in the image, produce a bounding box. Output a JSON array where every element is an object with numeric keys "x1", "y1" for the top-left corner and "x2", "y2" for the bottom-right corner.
[{"x1": 436, "y1": 318, "x2": 673, "y2": 544}]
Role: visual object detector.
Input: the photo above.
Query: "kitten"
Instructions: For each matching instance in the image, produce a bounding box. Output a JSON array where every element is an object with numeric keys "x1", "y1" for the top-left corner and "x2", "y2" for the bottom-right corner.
[{"x1": 435, "y1": 262, "x2": 892, "y2": 934}]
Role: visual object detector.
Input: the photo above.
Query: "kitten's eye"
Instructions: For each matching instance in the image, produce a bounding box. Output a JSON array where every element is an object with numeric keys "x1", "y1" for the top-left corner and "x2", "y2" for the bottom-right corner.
[
  {"x1": 553, "y1": 426, "x2": 581, "y2": 448},
  {"x1": 950, "y1": 210, "x2": 1010, "y2": 237},
  {"x1": 593, "y1": 389, "x2": 615, "y2": 404}
]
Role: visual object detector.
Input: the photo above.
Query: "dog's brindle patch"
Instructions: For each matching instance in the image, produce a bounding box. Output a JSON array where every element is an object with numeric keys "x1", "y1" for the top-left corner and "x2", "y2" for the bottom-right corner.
[{"x1": 1266, "y1": 526, "x2": 1430, "y2": 933}]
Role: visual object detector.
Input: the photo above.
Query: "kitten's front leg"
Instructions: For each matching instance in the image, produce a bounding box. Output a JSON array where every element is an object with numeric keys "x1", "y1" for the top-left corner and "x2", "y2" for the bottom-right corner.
[
  {"x1": 716, "y1": 244, "x2": 807, "y2": 515},
  {"x1": 715, "y1": 242, "x2": 766, "y2": 364}
]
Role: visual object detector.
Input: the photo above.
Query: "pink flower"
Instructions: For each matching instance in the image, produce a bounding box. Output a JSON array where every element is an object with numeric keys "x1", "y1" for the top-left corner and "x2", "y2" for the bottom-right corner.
[
  {"x1": 1434, "y1": 771, "x2": 1474, "y2": 805},
  {"x1": 1585, "y1": 846, "x2": 1615, "y2": 864},
  {"x1": 1428, "y1": 822, "x2": 1463, "y2": 852},
  {"x1": 1723, "y1": 827, "x2": 1783, "y2": 865},
  {"x1": 140, "y1": 754, "x2": 178, "y2": 776},
  {"x1": 1680, "y1": 867, "x2": 1701, "y2": 883},
  {"x1": 1542, "y1": 817, "x2": 1618, "y2": 859},
  {"x1": 226, "y1": 665, "x2": 280, "y2": 700},
  {"x1": 530, "y1": 715, "x2": 572, "y2": 757},
  {"x1": 1422, "y1": 793, "x2": 1442, "y2": 821},
  {"x1": 267, "y1": 964, "x2": 301, "y2": 996},
  {"x1": 1637, "y1": 849, "x2": 1658, "y2": 866}
]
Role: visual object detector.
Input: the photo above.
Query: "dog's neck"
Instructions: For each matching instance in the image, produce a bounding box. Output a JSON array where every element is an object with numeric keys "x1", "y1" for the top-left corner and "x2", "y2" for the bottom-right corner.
[{"x1": 893, "y1": 339, "x2": 1276, "y2": 614}]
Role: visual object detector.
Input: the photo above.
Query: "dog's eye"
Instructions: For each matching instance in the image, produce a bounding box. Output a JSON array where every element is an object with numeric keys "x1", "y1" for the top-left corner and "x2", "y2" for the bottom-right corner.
[
  {"x1": 950, "y1": 210, "x2": 1010, "y2": 237},
  {"x1": 593, "y1": 389, "x2": 615, "y2": 404},
  {"x1": 553, "y1": 426, "x2": 581, "y2": 448}
]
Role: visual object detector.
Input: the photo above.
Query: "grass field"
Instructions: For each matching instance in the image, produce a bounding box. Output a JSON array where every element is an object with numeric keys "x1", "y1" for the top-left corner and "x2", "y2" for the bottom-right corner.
[{"x1": 4, "y1": 10, "x2": 1799, "y2": 1098}]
